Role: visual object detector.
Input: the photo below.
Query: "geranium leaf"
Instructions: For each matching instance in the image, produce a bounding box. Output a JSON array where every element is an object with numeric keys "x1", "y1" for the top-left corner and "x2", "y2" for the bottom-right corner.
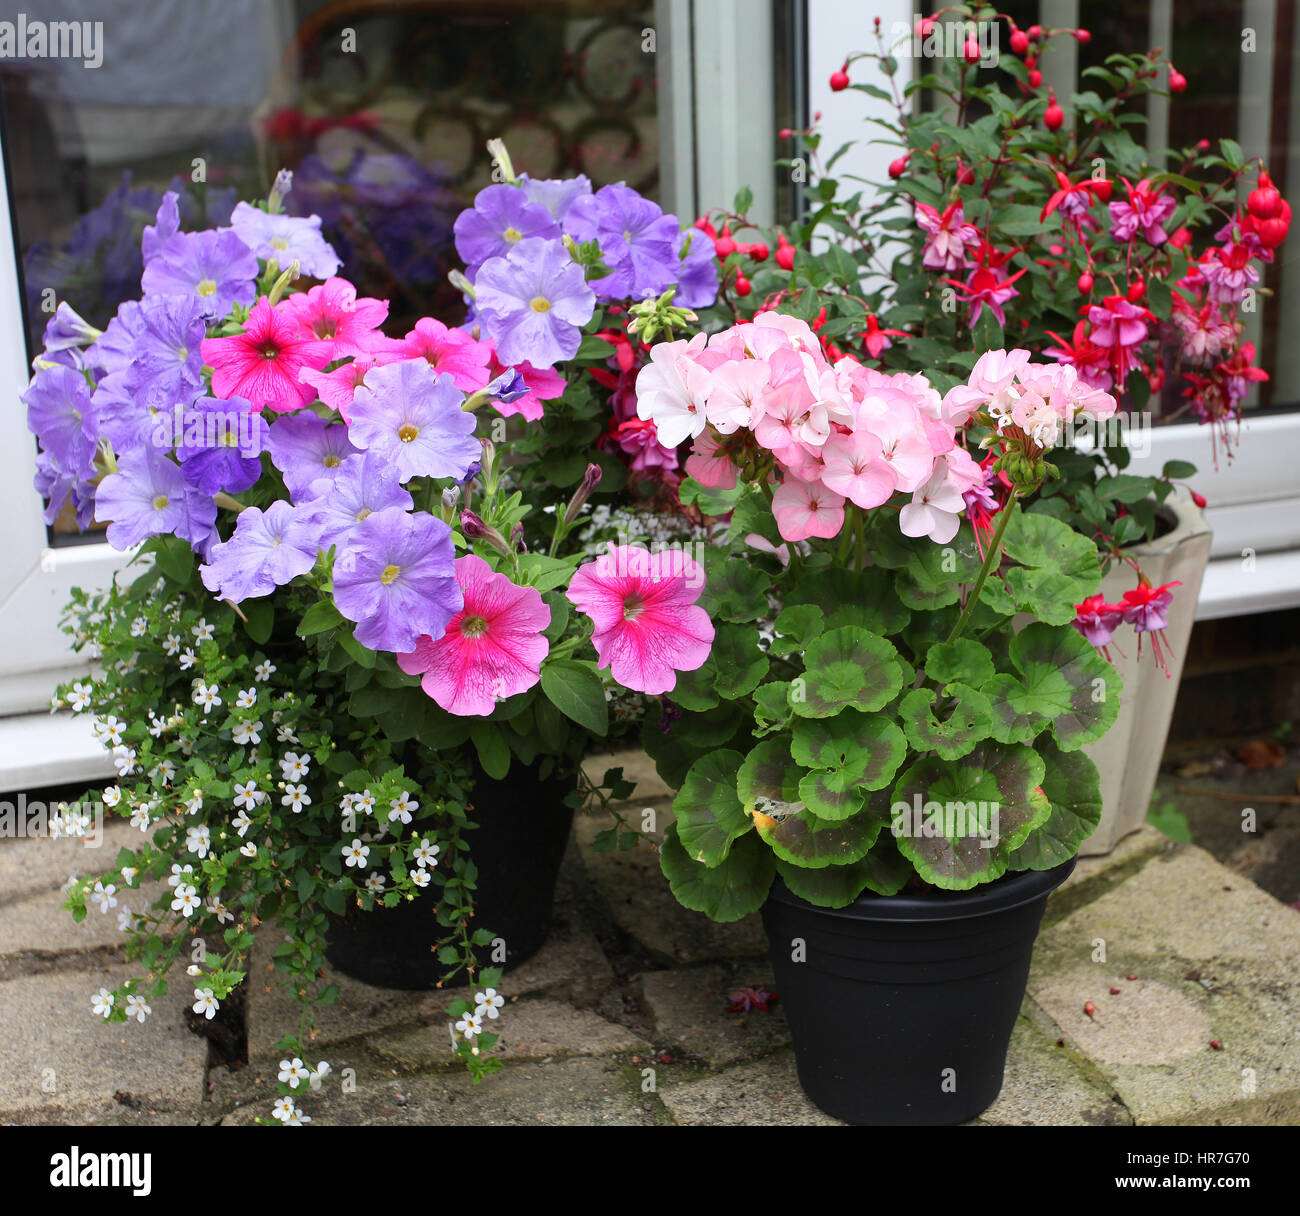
[
  {"x1": 669, "y1": 655, "x2": 720, "y2": 711},
  {"x1": 711, "y1": 624, "x2": 770, "y2": 698},
  {"x1": 736, "y1": 735, "x2": 804, "y2": 816},
  {"x1": 790, "y1": 710, "x2": 908, "y2": 804},
  {"x1": 776, "y1": 857, "x2": 878, "y2": 907},
  {"x1": 1008, "y1": 740, "x2": 1103, "y2": 869},
  {"x1": 752, "y1": 680, "x2": 793, "y2": 736},
  {"x1": 672, "y1": 749, "x2": 749, "y2": 867},
  {"x1": 699, "y1": 555, "x2": 769, "y2": 622},
  {"x1": 1001, "y1": 506, "x2": 1102, "y2": 625},
  {"x1": 787, "y1": 567, "x2": 910, "y2": 635},
  {"x1": 769, "y1": 604, "x2": 823, "y2": 657},
  {"x1": 793, "y1": 626, "x2": 909, "y2": 719},
  {"x1": 898, "y1": 682, "x2": 994, "y2": 760},
  {"x1": 659, "y1": 822, "x2": 775, "y2": 922},
  {"x1": 924, "y1": 638, "x2": 996, "y2": 687}
]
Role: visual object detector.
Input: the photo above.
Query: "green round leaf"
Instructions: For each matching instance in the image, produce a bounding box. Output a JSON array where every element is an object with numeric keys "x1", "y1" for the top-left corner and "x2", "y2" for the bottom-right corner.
[
  {"x1": 898, "y1": 682, "x2": 994, "y2": 761},
  {"x1": 711, "y1": 624, "x2": 770, "y2": 699},
  {"x1": 793, "y1": 626, "x2": 908, "y2": 719},
  {"x1": 1008, "y1": 739, "x2": 1103, "y2": 870},
  {"x1": 659, "y1": 823, "x2": 775, "y2": 922},
  {"x1": 754, "y1": 805, "x2": 884, "y2": 869},
  {"x1": 672, "y1": 749, "x2": 749, "y2": 867}
]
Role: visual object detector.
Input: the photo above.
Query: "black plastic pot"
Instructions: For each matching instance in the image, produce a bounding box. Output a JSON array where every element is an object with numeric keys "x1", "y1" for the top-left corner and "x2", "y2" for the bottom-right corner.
[
  {"x1": 325, "y1": 759, "x2": 575, "y2": 990},
  {"x1": 762, "y1": 858, "x2": 1075, "y2": 1125}
]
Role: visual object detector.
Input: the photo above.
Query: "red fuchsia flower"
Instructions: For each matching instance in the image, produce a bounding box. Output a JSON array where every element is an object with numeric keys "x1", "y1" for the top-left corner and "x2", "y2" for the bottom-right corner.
[
  {"x1": 962, "y1": 455, "x2": 1003, "y2": 557},
  {"x1": 1087, "y1": 296, "x2": 1153, "y2": 385},
  {"x1": 862, "y1": 313, "x2": 907, "y2": 359},
  {"x1": 1043, "y1": 321, "x2": 1114, "y2": 392},
  {"x1": 1108, "y1": 178, "x2": 1177, "y2": 246},
  {"x1": 725, "y1": 986, "x2": 777, "y2": 1013},
  {"x1": 397, "y1": 553, "x2": 551, "y2": 716},
  {"x1": 1120, "y1": 580, "x2": 1181, "y2": 675},
  {"x1": 913, "y1": 201, "x2": 980, "y2": 271},
  {"x1": 279, "y1": 277, "x2": 390, "y2": 361},
  {"x1": 1201, "y1": 238, "x2": 1261, "y2": 306},
  {"x1": 379, "y1": 317, "x2": 492, "y2": 395},
  {"x1": 1169, "y1": 295, "x2": 1236, "y2": 364},
  {"x1": 565, "y1": 544, "x2": 715, "y2": 695},
  {"x1": 1218, "y1": 340, "x2": 1270, "y2": 406},
  {"x1": 1071, "y1": 593, "x2": 1126, "y2": 659},
  {"x1": 1041, "y1": 172, "x2": 1110, "y2": 227},
  {"x1": 942, "y1": 243, "x2": 1029, "y2": 329},
  {"x1": 1241, "y1": 196, "x2": 1292, "y2": 250},
  {"x1": 201, "y1": 297, "x2": 332, "y2": 414}
]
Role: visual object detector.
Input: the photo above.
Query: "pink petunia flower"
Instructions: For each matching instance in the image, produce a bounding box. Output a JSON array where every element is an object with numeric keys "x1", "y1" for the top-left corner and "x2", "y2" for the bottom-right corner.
[
  {"x1": 397, "y1": 554, "x2": 550, "y2": 716},
  {"x1": 300, "y1": 356, "x2": 382, "y2": 423},
  {"x1": 565, "y1": 544, "x2": 714, "y2": 695},
  {"x1": 200, "y1": 297, "x2": 332, "y2": 413},
  {"x1": 381, "y1": 317, "x2": 492, "y2": 394},
  {"x1": 279, "y1": 277, "x2": 389, "y2": 361}
]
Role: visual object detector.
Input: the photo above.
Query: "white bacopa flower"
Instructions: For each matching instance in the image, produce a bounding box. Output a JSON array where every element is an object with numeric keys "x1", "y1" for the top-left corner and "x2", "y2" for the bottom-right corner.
[
  {"x1": 120, "y1": 867, "x2": 137, "y2": 886},
  {"x1": 67, "y1": 681, "x2": 93, "y2": 712},
  {"x1": 410, "y1": 868, "x2": 430, "y2": 888},
  {"x1": 167, "y1": 863, "x2": 194, "y2": 888},
  {"x1": 353, "y1": 790, "x2": 376, "y2": 817},
  {"x1": 146, "y1": 711, "x2": 167, "y2": 738},
  {"x1": 129, "y1": 616, "x2": 147, "y2": 637},
  {"x1": 239, "y1": 842, "x2": 258, "y2": 858},
  {"x1": 93, "y1": 715, "x2": 124, "y2": 746},
  {"x1": 342, "y1": 839, "x2": 370, "y2": 868},
  {"x1": 281, "y1": 783, "x2": 311, "y2": 813},
  {"x1": 163, "y1": 633, "x2": 181, "y2": 656},
  {"x1": 178, "y1": 648, "x2": 197, "y2": 670},
  {"x1": 193, "y1": 682, "x2": 222, "y2": 714},
  {"x1": 276, "y1": 723, "x2": 299, "y2": 744},
  {"x1": 186, "y1": 964, "x2": 202, "y2": 977},
  {"x1": 192, "y1": 618, "x2": 215, "y2": 642},
  {"x1": 209, "y1": 898, "x2": 233, "y2": 925},
  {"x1": 129, "y1": 802, "x2": 153, "y2": 832},
  {"x1": 388, "y1": 791, "x2": 418, "y2": 824},
  {"x1": 116, "y1": 905, "x2": 134, "y2": 933},
  {"x1": 112, "y1": 745, "x2": 137, "y2": 778},
  {"x1": 364, "y1": 872, "x2": 386, "y2": 892},
  {"x1": 61, "y1": 872, "x2": 79, "y2": 893},
  {"x1": 235, "y1": 687, "x2": 258, "y2": 709},
  {"x1": 232, "y1": 780, "x2": 265, "y2": 811},
  {"x1": 308, "y1": 1061, "x2": 331, "y2": 1090},
  {"x1": 90, "y1": 988, "x2": 115, "y2": 1019},
  {"x1": 125, "y1": 994, "x2": 151, "y2": 1022},
  {"x1": 254, "y1": 660, "x2": 276, "y2": 681},
  {"x1": 192, "y1": 987, "x2": 219, "y2": 1019},
  {"x1": 271, "y1": 1096, "x2": 296, "y2": 1122},
  {"x1": 91, "y1": 880, "x2": 117, "y2": 913},
  {"x1": 232, "y1": 809, "x2": 252, "y2": 837},
  {"x1": 279, "y1": 751, "x2": 310, "y2": 780},
  {"x1": 455, "y1": 1011, "x2": 483, "y2": 1038},
  {"x1": 151, "y1": 759, "x2": 176, "y2": 784},
  {"x1": 232, "y1": 720, "x2": 262, "y2": 746},
  {"x1": 475, "y1": 988, "x2": 505, "y2": 1019},
  {"x1": 278, "y1": 1057, "x2": 311, "y2": 1088},
  {"x1": 102, "y1": 784, "x2": 122, "y2": 807},
  {"x1": 171, "y1": 884, "x2": 201, "y2": 917},
  {"x1": 412, "y1": 838, "x2": 440, "y2": 869},
  {"x1": 185, "y1": 825, "x2": 211, "y2": 859},
  {"x1": 283, "y1": 1107, "x2": 311, "y2": 1126},
  {"x1": 186, "y1": 790, "x2": 204, "y2": 815},
  {"x1": 48, "y1": 810, "x2": 66, "y2": 840}
]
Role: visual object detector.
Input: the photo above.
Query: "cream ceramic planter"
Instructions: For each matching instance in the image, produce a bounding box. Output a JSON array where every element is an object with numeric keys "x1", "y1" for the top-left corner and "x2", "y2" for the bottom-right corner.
[{"x1": 1077, "y1": 492, "x2": 1212, "y2": 855}]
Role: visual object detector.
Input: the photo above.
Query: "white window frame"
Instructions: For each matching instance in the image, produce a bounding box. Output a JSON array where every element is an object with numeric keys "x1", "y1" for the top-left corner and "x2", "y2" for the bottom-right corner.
[{"x1": 806, "y1": 0, "x2": 1300, "y2": 621}]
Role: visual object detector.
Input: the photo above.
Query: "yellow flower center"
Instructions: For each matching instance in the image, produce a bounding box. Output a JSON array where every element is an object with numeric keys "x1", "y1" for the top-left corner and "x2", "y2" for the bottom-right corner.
[
  {"x1": 356, "y1": 508, "x2": 372, "y2": 522},
  {"x1": 152, "y1": 494, "x2": 169, "y2": 510},
  {"x1": 530, "y1": 297, "x2": 551, "y2": 314},
  {"x1": 271, "y1": 237, "x2": 289, "y2": 251},
  {"x1": 323, "y1": 453, "x2": 341, "y2": 467},
  {"x1": 196, "y1": 278, "x2": 217, "y2": 297},
  {"x1": 380, "y1": 564, "x2": 401, "y2": 585},
  {"x1": 397, "y1": 423, "x2": 420, "y2": 443},
  {"x1": 503, "y1": 227, "x2": 522, "y2": 243}
]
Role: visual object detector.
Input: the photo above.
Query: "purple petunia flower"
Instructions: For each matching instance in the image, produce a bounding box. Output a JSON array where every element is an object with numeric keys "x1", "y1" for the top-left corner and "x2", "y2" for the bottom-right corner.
[
  {"x1": 673, "y1": 227, "x2": 721, "y2": 309},
  {"x1": 482, "y1": 367, "x2": 529, "y2": 404},
  {"x1": 199, "y1": 500, "x2": 319, "y2": 601},
  {"x1": 41, "y1": 302, "x2": 101, "y2": 354},
  {"x1": 173, "y1": 396, "x2": 268, "y2": 495},
  {"x1": 229, "y1": 201, "x2": 340, "y2": 278},
  {"x1": 94, "y1": 445, "x2": 217, "y2": 552},
  {"x1": 35, "y1": 449, "x2": 97, "y2": 529},
  {"x1": 24, "y1": 363, "x2": 99, "y2": 478},
  {"x1": 562, "y1": 184, "x2": 682, "y2": 300},
  {"x1": 141, "y1": 228, "x2": 259, "y2": 318},
  {"x1": 346, "y1": 359, "x2": 481, "y2": 484},
  {"x1": 141, "y1": 191, "x2": 180, "y2": 265},
  {"x1": 452, "y1": 184, "x2": 560, "y2": 269},
  {"x1": 474, "y1": 238, "x2": 596, "y2": 370},
  {"x1": 123, "y1": 293, "x2": 208, "y2": 416},
  {"x1": 266, "y1": 411, "x2": 359, "y2": 501},
  {"x1": 298, "y1": 451, "x2": 414, "y2": 552},
  {"x1": 332, "y1": 507, "x2": 462, "y2": 653},
  {"x1": 518, "y1": 173, "x2": 592, "y2": 223}
]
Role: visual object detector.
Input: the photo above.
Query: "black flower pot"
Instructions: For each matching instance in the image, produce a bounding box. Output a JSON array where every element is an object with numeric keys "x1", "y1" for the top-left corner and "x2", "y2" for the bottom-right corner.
[
  {"x1": 325, "y1": 760, "x2": 575, "y2": 990},
  {"x1": 761, "y1": 858, "x2": 1075, "y2": 1124}
]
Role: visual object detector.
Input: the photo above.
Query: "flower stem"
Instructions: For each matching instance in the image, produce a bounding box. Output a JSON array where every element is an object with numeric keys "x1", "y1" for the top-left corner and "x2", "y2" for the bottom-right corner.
[{"x1": 945, "y1": 497, "x2": 1017, "y2": 644}]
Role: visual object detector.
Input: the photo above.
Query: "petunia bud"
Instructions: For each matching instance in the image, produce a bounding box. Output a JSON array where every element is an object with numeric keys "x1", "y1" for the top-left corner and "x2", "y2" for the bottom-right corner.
[
  {"x1": 562, "y1": 462, "x2": 603, "y2": 526},
  {"x1": 460, "y1": 509, "x2": 513, "y2": 558}
]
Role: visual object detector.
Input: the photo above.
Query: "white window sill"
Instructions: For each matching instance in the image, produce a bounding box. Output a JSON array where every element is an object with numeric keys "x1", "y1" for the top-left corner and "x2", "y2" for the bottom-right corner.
[{"x1": 0, "y1": 711, "x2": 114, "y2": 795}]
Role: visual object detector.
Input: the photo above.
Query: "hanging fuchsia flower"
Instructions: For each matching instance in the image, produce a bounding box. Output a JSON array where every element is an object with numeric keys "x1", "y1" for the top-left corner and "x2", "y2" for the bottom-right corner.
[
  {"x1": 1108, "y1": 178, "x2": 1176, "y2": 246},
  {"x1": 1170, "y1": 296, "x2": 1236, "y2": 364},
  {"x1": 566, "y1": 544, "x2": 714, "y2": 695},
  {"x1": 280, "y1": 277, "x2": 389, "y2": 360},
  {"x1": 944, "y1": 243, "x2": 1028, "y2": 329},
  {"x1": 1217, "y1": 341, "x2": 1269, "y2": 405},
  {"x1": 914, "y1": 201, "x2": 980, "y2": 271},
  {"x1": 1120, "y1": 581, "x2": 1181, "y2": 675},
  {"x1": 1071, "y1": 593, "x2": 1125, "y2": 654},
  {"x1": 396, "y1": 554, "x2": 550, "y2": 716},
  {"x1": 1087, "y1": 296, "x2": 1151, "y2": 384},
  {"x1": 201, "y1": 297, "x2": 332, "y2": 413},
  {"x1": 1200, "y1": 240, "x2": 1260, "y2": 306},
  {"x1": 862, "y1": 314, "x2": 907, "y2": 359},
  {"x1": 1042, "y1": 321, "x2": 1114, "y2": 392}
]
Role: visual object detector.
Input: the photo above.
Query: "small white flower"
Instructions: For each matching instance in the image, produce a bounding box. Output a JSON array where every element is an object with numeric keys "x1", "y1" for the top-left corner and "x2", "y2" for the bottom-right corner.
[
  {"x1": 120, "y1": 866, "x2": 137, "y2": 887},
  {"x1": 388, "y1": 791, "x2": 418, "y2": 824},
  {"x1": 129, "y1": 802, "x2": 153, "y2": 832},
  {"x1": 281, "y1": 783, "x2": 311, "y2": 813},
  {"x1": 129, "y1": 616, "x2": 147, "y2": 637},
  {"x1": 278, "y1": 1057, "x2": 311, "y2": 1088},
  {"x1": 279, "y1": 751, "x2": 310, "y2": 780},
  {"x1": 112, "y1": 745, "x2": 137, "y2": 778},
  {"x1": 192, "y1": 987, "x2": 219, "y2": 1019},
  {"x1": 167, "y1": 863, "x2": 194, "y2": 888},
  {"x1": 364, "y1": 872, "x2": 386, "y2": 892},
  {"x1": 192, "y1": 617, "x2": 215, "y2": 642},
  {"x1": 91, "y1": 880, "x2": 117, "y2": 913},
  {"x1": 239, "y1": 841, "x2": 257, "y2": 858},
  {"x1": 308, "y1": 1061, "x2": 331, "y2": 1090},
  {"x1": 61, "y1": 872, "x2": 79, "y2": 893},
  {"x1": 353, "y1": 790, "x2": 376, "y2": 817},
  {"x1": 254, "y1": 660, "x2": 277, "y2": 682},
  {"x1": 232, "y1": 809, "x2": 252, "y2": 837},
  {"x1": 185, "y1": 825, "x2": 211, "y2": 859},
  {"x1": 283, "y1": 1107, "x2": 311, "y2": 1126},
  {"x1": 171, "y1": 883, "x2": 201, "y2": 917},
  {"x1": 178, "y1": 648, "x2": 197, "y2": 670},
  {"x1": 186, "y1": 964, "x2": 202, "y2": 977},
  {"x1": 235, "y1": 687, "x2": 258, "y2": 709},
  {"x1": 185, "y1": 790, "x2": 204, "y2": 815},
  {"x1": 455, "y1": 1011, "x2": 483, "y2": 1038},
  {"x1": 475, "y1": 988, "x2": 505, "y2": 1019},
  {"x1": 232, "y1": 719, "x2": 262, "y2": 746},
  {"x1": 342, "y1": 839, "x2": 370, "y2": 868},
  {"x1": 124, "y1": 993, "x2": 151, "y2": 1023},
  {"x1": 209, "y1": 898, "x2": 233, "y2": 924},
  {"x1": 271, "y1": 1096, "x2": 297, "y2": 1123},
  {"x1": 412, "y1": 838, "x2": 440, "y2": 869},
  {"x1": 232, "y1": 780, "x2": 266, "y2": 811},
  {"x1": 116, "y1": 905, "x2": 134, "y2": 932},
  {"x1": 410, "y1": 868, "x2": 430, "y2": 888},
  {"x1": 151, "y1": 759, "x2": 176, "y2": 784},
  {"x1": 276, "y1": 723, "x2": 298, "y2": 744},
  {"x1": 193, "y1": 682, "x2": 222, "y2": 714},
  {"x1": 67, "y1": 681, "x2": 93, "y2": 712},
  {"x1": 102, "y1": 784, "x2": 122, "y2": 807},
  {"x1": 93, "y1": 715, "x2": 124, "y2": 746},
  {"x1": 90, "y1": 987, "x2": 115, "y2": 1019},
  {"x1": 147, "y1": 711, "x2": 167, "y2": 738},
  {"x1": 163, "y1": 633, "x2": 181, "y2": 656}
]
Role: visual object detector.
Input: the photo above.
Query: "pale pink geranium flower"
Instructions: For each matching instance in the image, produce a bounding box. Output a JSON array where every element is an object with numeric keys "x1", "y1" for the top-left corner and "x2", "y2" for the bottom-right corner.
[
  {"x1": 818, "y1": 429, "x2": 897, "y2": 509},
  {"x1": 706, "y1": 359, "x2": 769, "y2": 434},
  {"x1": 280, "y1": 277, "x2": 389, "y2": 361},
  {"x1": 771, "y1": 477, "x2": 845, "y2": 542},
  {"x1": 899, "y1": 465, "x2": 965, "y2": 544},
  {"x1": 684, "y1": 430, "x2": 737, "y2": 489},
  {"x1": 635, "y1": 336, "x2": 712, "y2": 448},
  {"x1": 397, "y1": 554, "x2": 550, "y2": 716},
  {"x1": 565, "y1": 545, "x2": 714, "y2": 695}
]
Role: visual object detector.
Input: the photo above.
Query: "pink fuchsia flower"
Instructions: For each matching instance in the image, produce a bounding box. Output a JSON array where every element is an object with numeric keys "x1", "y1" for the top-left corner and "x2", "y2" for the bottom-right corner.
[
  {"x1": 914, "y1": 201, "x2": 980, "y2": 271},
  {"x1": 1120, "y1": 580, "x2": 1182, "y2": 675},
  {"x1": 609, "y1": 416, "x2": 680, "y2": 475},
  {"x1": 280, "y1": 277, "x2": 389, "y2": 361},
  {"x1": 725, "y1": 986, "x2": 777, "y2": 1013},
  {"x1": 201, "y1": 297, "x2": 332, "y2": 414},
  {"x1": 684, "y1": 429, "x2": 737, "y2": 489},
  {"x1": 396, "y1": 553, "x2": 550, "y2": 716},
  {"x1": 818, "y1": 428, "x2": 896, "y2": 509},
  {"x1": 381, "y1": 317, "x2": 492, "y2": 395},
  {"x1": 1217, "y1": 341, "x2": 1269, "y2": 405},
  {"x1": 1042, "y1": 321, "x2": 1114, "y2": 393},
  {"x1": 566, "y1": 544, "x2": 714, "y2": 695},
  {"x1": 944, "y1": 259, "x2": 1028, "y2": 329},
  {"x1": 1071, "y1": 593, "x2": 1125, "y2": 650},
  {"x1": 1108, "y1": 178, "x2": 1177, "y2": 246},
  {"x1": 898, "y1": 466, "x2": 965, "y2": 544},
  {"x1": 1169, "y1": 297, "x2": 1236, "y2": 364},
  {"x1": 1200, "y1": 241, "x2": 1260, "y2": 306},
  {"x1": 861, "y1": 314, "x2": 907, "y2": 360},
  {"x1": 771, "y1": 476, "x2": 845, "y2": 542},
  {"x1": 1087, "y1": 296, "x2": 1152, "y2": 385}
]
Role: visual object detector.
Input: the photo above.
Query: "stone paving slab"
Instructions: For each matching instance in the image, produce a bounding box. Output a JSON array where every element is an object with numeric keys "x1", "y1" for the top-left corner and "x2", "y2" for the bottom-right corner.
[
  {"x1": 0, "y1": 881, "x2": 170, "y2": 969},
  {"x1": 0, "y1": 820, "x2": 145, "y2": 909},
  {"x1": 657, "y1": 1049, "x2": 840, "y2": 1125},
  {"x1": 0, "y1": 962, "x2": 208, "y2": 1120}
]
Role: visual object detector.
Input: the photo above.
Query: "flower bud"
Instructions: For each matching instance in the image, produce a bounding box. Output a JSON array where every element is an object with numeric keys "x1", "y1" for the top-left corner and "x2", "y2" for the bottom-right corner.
[
  {"x1": 562, "y1": 462, "x2": 603, "y2": 527},
  {"x1": 460, "y1": 509, "x2": 513, "y2": 558}
]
